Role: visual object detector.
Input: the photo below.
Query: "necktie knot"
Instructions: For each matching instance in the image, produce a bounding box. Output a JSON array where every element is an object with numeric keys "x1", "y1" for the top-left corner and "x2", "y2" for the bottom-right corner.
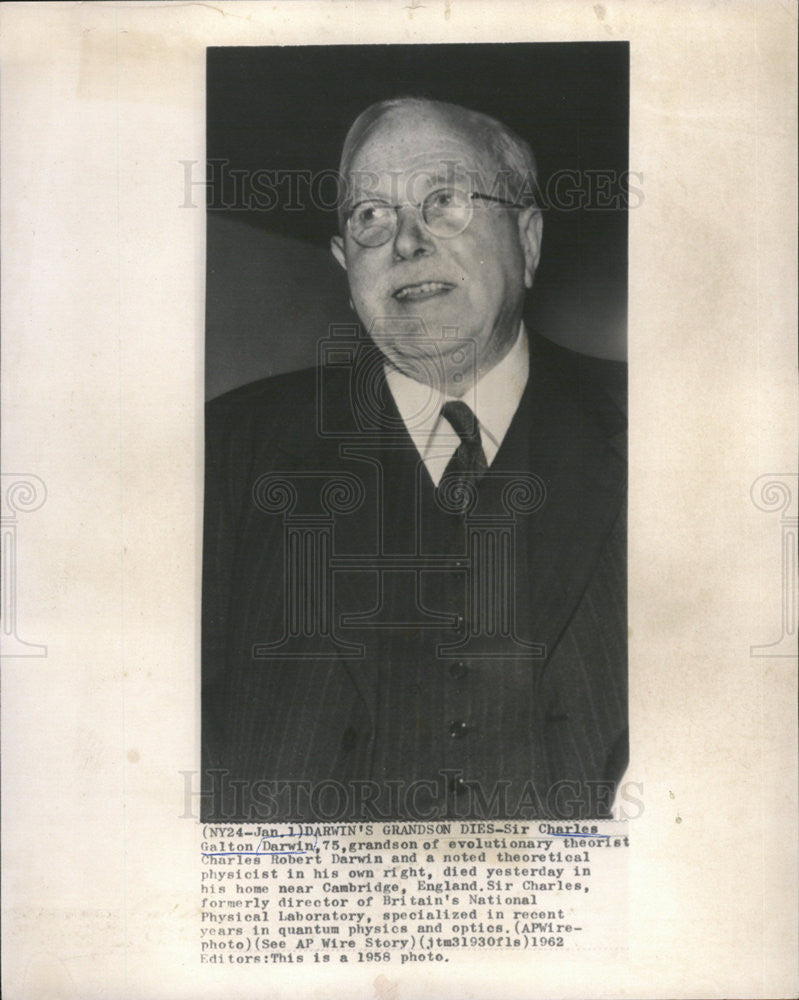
[{"x1": 441, "y1": 400, "x2": 482, "y2": 447}]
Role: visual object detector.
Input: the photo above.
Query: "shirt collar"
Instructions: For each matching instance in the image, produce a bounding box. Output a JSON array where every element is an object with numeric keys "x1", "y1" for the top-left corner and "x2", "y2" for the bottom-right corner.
[{"x1": 384, "y1": 322, "x2": 529, "y2": 463}]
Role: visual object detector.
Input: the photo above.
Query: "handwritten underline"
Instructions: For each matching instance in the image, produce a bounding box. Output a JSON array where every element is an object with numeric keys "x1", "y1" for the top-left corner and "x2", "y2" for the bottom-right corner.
[
  {"x1": 547, "y1": 831, "x2": 609, "y2": 838},
  {"x1": 202, "y1": 833, "x2": 319, "y2": 857}
]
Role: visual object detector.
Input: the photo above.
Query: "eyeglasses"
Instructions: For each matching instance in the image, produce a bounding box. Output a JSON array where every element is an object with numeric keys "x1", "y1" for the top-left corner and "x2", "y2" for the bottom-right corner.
[{"x1": 345, "y1": 186, "x2": 528, "y2": 248}]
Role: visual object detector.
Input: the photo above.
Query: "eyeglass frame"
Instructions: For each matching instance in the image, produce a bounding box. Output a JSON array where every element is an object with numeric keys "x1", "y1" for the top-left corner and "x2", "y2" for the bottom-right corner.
[{"x1": 343, "y1": 186, "x2": 531, "y2": 248}]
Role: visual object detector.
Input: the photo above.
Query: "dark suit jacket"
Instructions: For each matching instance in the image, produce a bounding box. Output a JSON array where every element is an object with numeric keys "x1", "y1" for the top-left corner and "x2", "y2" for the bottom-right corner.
[{"x1": 202, "y1": 332, "x2": 627, "y2": 822}]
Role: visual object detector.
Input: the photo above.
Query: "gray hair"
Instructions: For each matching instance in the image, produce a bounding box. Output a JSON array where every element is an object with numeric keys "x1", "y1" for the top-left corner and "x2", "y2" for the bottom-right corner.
[{"x1": 336, "y1": 96, "x2": 538, "y2": 230}]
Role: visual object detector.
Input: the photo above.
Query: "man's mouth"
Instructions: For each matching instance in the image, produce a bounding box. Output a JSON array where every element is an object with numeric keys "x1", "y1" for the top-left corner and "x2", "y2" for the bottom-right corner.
[{"x1": 392, "y1": 281, "x2": 455, "y2": 302}]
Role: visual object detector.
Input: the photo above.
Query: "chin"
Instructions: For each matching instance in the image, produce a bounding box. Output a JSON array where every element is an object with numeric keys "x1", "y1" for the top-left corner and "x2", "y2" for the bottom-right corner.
[{"x1": 384, "y1": 335, "x2": 445, "y2": 360}]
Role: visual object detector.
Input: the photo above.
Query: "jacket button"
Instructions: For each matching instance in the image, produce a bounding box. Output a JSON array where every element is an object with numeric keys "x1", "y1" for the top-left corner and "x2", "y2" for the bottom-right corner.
[
  {"x1": 340, "y1": 727, "x2": 358, "y2": 752},
  {"x1": 448, "y1": 661, "x2": 467, "y2": 680},
  {"x1": 449, "y1": 720, "x2": 469, "y2": 738}
]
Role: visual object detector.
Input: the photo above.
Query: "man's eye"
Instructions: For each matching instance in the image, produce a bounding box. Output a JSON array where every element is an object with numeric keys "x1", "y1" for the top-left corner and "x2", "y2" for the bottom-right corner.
[
  {"x1": 353, "y1": 203, "x2": 390, "y2": 226},
  {"x1": 429, "y1": 189, "x2": 456, "y2": 209}
]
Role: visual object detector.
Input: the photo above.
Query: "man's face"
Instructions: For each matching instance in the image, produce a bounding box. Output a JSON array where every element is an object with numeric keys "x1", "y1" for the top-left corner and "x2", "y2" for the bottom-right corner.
[{"x1": 331, "y1": 108, "x2": 542, "y2": 387}]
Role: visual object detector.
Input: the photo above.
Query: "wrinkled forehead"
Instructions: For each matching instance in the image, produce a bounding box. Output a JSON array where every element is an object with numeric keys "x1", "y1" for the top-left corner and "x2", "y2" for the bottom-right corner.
[{"x1": 344, "y1": 107, "x2": 501, "y2": 203}]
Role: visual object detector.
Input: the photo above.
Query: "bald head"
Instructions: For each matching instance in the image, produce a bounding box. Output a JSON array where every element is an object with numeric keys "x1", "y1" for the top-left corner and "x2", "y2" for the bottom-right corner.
[{"x1": 337, "y1": 97, "x2": 538, "y2": 230}]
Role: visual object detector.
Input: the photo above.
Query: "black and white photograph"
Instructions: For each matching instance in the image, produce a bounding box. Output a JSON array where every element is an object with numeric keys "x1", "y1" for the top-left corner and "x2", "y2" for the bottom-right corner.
[
  {"x1": 201, "y1": 44, "x2": 630, "y2": 821},
  {"x1": 1, "y1": 4, "x2": 795, "y2": 999}
]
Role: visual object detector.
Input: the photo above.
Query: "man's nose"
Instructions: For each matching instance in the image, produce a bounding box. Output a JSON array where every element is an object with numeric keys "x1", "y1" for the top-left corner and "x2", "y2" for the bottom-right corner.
[{"x1": 392, "y1": 204, "x2": 435, "y2": 259}]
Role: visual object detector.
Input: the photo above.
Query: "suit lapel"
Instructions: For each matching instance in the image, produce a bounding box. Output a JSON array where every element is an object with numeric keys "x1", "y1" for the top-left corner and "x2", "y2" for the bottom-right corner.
[
  {"x1": 271, "y1": 345, "x2": 425, "y2": 728},
  {"x1": 495, "y1": 335, "x2": 626, "y2": 669}
]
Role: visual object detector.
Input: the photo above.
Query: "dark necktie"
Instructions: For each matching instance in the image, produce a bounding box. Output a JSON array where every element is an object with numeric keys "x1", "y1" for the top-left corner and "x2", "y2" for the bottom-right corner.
[{"x1": 437, "y1": 400, "x2": 488, "y2": 513}]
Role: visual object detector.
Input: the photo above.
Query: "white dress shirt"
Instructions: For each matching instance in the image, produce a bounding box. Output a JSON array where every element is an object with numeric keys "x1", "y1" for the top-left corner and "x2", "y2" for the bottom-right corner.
[{"x1": 384, "y1": 324, "x2": 530, "y2": 487}]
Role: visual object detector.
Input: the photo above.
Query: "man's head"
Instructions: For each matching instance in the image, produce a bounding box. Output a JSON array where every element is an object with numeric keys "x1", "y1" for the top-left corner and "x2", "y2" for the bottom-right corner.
[{"x1": 331, "y1": 97, "x2": 543, "y2": 392}]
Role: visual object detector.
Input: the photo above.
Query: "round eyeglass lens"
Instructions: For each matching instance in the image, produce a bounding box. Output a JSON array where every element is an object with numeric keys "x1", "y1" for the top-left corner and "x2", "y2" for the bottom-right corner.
[
  {"x1": 423, "y1": 188, "x2": 472, "y2": 237},
  {"x1": 349, "y1": 202, "x2": 396, "y2": 247}
]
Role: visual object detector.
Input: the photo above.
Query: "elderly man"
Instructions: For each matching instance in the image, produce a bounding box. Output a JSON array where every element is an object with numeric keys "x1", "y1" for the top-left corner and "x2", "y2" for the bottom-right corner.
[{"x1": 202, "y1": 97, "x2": 627, "y2": 821}]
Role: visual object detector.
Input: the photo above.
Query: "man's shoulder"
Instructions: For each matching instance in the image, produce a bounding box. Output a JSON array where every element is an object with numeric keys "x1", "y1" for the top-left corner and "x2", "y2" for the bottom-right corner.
[
  {"x1": 207, "y1": 365, "x2": 320, "y2": 419},
  {"x1": 529, "y1": 333, "x2": 627, "y2": 439},
  {"x1": 204, "y1": 366, "x2": 332, "y2": 467}
]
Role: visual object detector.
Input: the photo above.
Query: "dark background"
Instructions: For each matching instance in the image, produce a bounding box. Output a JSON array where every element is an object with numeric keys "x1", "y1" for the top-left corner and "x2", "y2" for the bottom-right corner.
[{"x1": 206, "y1": 43, "x2": 629, "y2": 400}]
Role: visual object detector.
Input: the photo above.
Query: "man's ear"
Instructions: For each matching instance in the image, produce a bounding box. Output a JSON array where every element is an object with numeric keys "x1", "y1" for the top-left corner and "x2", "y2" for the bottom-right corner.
[
  {"x1": 517, "y1": 207, "x2": 543, "y2": 289},
  {"x1": 330, "y1": 235, "x2": 347, "y2": 272}
]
